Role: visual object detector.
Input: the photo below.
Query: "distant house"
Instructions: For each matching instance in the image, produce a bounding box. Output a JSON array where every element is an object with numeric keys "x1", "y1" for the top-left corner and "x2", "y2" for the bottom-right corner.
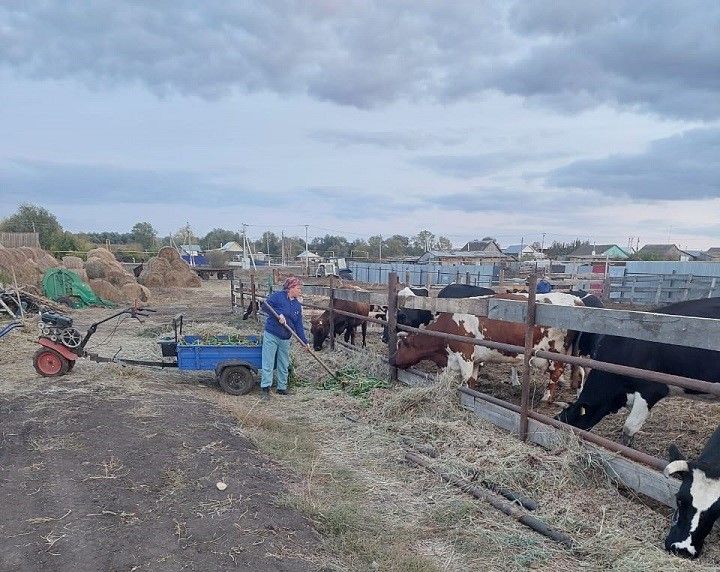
[
  {"x1": 179, "y1": 244, "x2": 203, "y2": 256},
  {"x1": 459, "y1": 239, "x2": 504, "y2": 254},
  {"x1": 707, "y1": 247, "x2": 720, "y2": 261},
  {"x1": 567, "y1": 244, "x2": 632, "y2": 260},
  {"x1": 296, "y1": 250, "x2": 322, "y2": 261},
  {"x1": 218, "y1": 241, "x2": 244, "y2": 253},
  {"x1": 634, "y1": 244, "x2": 695, "y2": 261},
  {"x1": 685, "y1": 250, "x2": 713, "y2": 262},
  {"x1": 502, "y1": 244, "x2": 543, "y2": 260}
]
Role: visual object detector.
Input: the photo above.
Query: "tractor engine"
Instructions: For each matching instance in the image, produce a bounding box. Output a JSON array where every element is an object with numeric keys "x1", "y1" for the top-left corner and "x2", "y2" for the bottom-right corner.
[{"x1": 38, "y1": 310, "x2": 83, "y2": 349}]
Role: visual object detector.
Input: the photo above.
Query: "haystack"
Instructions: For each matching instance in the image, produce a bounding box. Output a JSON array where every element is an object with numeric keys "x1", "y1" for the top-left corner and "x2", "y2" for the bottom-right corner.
[
  {"x1": 138, "y1": 247, "x2": 201, "y2": 288},
  {"x1": 0, "y1": 245, "x2": 59, "y2": 287},
  {"x1": 62, "y1": 256, "x2": 84, "y2": 270}
]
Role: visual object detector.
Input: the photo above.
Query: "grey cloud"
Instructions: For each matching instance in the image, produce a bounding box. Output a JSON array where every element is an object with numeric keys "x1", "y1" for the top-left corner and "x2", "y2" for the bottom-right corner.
[
  {"x1": 0, "y1": 159, "x2": 256, "y2": 206},
  {"x1": 420, "y1": 188, "x2": 592, "y2": 214},
  {"x1": 1, "y1": 2, "x2": 718, "y2": 119},
  {"x1": 414, "y1": 151, "x2": 562, "y2": 178},
  {"x1": 304, "y1": 186, "x2": 418, "y2": 219},
  {"x1": 309, "y1": 129, "x2": 467, "y2": 150},
  {"x1": 547, "y1": 128, "x2": 720, "y2": 199}
]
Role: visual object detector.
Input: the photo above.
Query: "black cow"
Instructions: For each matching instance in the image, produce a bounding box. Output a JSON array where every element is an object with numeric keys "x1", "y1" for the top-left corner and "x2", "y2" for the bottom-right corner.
[
  {"x1": 436, "y1": 284, "x2": 496, "y2": 299},
  {"x1": 664, "y1": 424, "x2": 720, "y2": 559},
  {"x1": 567, "y1": 290, "x2": 604, "y2": 387},
  {"x1": 557, "y1": 297, "x2": 720, "y2": 445}
]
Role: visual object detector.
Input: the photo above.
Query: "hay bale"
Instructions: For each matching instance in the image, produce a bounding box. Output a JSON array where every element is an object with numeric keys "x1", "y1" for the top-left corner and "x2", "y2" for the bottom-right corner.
[
  {"x1": 86, "y1": 248, "x2": 118, "y2": 264},
  {"x1": 0, "y1": 246, "x2": 59, "y2": 288},
  {"x1": 89, "y1": 278, "x2": 123, "y2": 303},
  {"x1": 138, "y1": 247, "x2": 201, "y2": 288},
  {"x1": 106, "y1": 270, "x2": 135, "y2": 288},
  {"x1": 62, "y1": 256, "x2": 84, "y2": 269},
  {"x1": 120, "y1": 282, "x2": 151, "y2": 303},
  {"x1": 85, "y1": 257, "x2": 107, "y2": 280}
]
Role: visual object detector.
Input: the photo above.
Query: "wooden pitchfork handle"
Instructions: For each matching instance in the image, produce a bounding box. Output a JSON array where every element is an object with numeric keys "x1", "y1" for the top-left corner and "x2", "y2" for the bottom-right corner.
[{"x1": 261, "y1": 300, "x2": 337, "y2": 378}]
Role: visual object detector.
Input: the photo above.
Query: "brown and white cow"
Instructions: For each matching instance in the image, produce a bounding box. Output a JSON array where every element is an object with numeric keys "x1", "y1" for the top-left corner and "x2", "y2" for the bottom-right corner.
[{"x1": 392, "y1": 292, "x2": 584, "y2": 402}]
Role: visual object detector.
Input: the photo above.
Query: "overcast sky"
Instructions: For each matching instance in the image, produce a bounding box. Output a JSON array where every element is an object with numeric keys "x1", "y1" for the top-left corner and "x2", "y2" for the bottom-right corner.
[{"x1": 1, "y1": 1, "x2": 719, "y2": 249}]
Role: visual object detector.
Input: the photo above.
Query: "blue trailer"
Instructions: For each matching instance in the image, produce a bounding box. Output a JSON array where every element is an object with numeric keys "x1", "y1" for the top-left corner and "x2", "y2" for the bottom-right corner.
[
  {"x1": 34, "y1": 307, "x2": 262, "y2": 396},
  {"x1": 173, "y1": 334, "x2": 262, "y2": 395}
]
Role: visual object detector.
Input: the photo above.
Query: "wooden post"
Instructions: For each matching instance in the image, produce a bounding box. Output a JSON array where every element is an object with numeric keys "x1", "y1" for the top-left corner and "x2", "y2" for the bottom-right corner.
[
  {"x1": 387, "y1": 272, "x2": 399, "y2": 383},
  {"x1": 456, "y1": 270, "x2": 460, "y2": 283},
  {"x1": 329, "y1": 278, "x2": 335, "y2": 350},
  {"x1": 499, "y1": 267, "x2": 505, "y2": 289},
  {"x1": 230, "y1": 276, "x2": 236, "y2": 312},
  {"x1": 250, "y1": 273, "x2": 258, "y2": 320},
  {"x1": 405, "y1": 271, "x2": 411, "y2": 287},
  {"x1": 465, "y1": 271, "x2": 470, "y2": 285},
  {"x1": 426, "y1": 269, "x2": 431, "y2": 290},
  {"x1": 683, "y1": 275, "x2": 693, "y2": 301},
  {"x1": 602, "y1": 275, "x2": 612, "y2": 303},
  {"x1": 520, "y1": 273, "x2": 538, "y2": 441},
  {"x1": 239, "y1": 281, "x2": 245, "y2": 309},
  {"x1": 709, "y1": 278, "x2": 717, "y2": 298}
]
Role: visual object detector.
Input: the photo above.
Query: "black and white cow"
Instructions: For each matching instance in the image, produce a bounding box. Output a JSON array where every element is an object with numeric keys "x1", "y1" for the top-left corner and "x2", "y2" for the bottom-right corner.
[
  {"x1": 557, "y1": 297, "x2": 720, "y2": 445},
  {"x1": 567, "y1": 290, "x2": 604, "y2": 386},
  {"x1": 381, "y1": 284, "x2": 496, "y2": 342},
  {"x1": 381, "y1": 287, "x2": 431, "y2": 343},
  {"x1": 664, "y1": 425, "x2": 720, "y2": 559}
]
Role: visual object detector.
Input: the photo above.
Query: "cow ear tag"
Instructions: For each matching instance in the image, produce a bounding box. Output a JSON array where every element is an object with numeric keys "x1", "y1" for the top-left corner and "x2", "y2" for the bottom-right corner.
[{"x1": 580, "y1": 406, "x2": 586, "y2": 416}]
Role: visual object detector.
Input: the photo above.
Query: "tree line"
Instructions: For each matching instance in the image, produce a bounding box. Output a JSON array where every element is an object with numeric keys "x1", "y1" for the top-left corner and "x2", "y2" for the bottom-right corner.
[{"x1": 2, "y1": 203, "x2": 635, "y2": 261}]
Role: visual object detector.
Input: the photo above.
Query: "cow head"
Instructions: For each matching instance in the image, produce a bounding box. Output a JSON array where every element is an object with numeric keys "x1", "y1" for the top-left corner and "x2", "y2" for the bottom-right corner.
[
  {"x1": 310, "y1": 314, "x2": 329, "y2": 351},
  {"x1": 664, "y1": 445, "x2": 720, "y2": 559},
  {"x1": 555, "y1": 370, "x2": 628, "y2": 430}
]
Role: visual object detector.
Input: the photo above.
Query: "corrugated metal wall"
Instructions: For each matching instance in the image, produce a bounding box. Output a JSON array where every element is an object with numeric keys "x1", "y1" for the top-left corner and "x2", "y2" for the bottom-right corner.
[{"x1": 348, "y1": 261, "x2": 496, "y2": 286}]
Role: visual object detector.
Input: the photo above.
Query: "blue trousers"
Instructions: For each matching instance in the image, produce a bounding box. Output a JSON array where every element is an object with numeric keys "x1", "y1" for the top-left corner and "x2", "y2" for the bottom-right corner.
[{"x1": 261, "y1": 332, "x2": 291, "y2": 390}]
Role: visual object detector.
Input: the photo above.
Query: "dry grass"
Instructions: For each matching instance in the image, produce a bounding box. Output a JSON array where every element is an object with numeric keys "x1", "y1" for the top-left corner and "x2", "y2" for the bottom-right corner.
[{"x1": 5, "y1": 281, "x2": 720, "y2": 571}]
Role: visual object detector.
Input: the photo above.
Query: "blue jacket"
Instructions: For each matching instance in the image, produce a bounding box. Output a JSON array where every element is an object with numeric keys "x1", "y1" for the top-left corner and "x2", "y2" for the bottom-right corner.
[{"x1": 262, "y1": 290, "x2": 308, "y2": 344}]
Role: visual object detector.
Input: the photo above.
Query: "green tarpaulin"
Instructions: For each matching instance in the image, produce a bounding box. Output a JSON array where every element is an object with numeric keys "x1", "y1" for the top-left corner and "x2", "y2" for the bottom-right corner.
[{"x1": 42, "y1": 268, "x2": 114, "y2": 308}]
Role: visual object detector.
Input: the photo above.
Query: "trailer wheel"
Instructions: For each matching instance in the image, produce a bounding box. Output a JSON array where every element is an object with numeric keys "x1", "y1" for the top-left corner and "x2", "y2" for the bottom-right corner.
[
  {"x1": 33, "y1": 348, "x2": 70, "y2": 377},
  {"x1": 218, "y1": 365, "x2": 256, "y2": 395}
]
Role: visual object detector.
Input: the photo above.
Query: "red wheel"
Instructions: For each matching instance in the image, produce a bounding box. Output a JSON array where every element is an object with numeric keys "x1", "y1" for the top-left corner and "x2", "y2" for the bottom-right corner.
[{"x1": 33, "y1": 348, "x2": 70, "y2": 377}]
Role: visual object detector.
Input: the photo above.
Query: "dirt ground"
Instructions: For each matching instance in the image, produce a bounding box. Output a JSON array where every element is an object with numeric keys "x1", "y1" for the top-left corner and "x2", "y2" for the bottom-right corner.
[
  {"x1": 2, "y1": 278, "x2": 720, "y2": 571},
  {"x1": 0, "y1": 285, "x2": 321, "y2": 572}
]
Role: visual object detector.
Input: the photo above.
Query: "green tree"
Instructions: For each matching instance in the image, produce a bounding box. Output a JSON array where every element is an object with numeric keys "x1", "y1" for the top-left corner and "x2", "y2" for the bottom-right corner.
[
  {"x1": 382, "y1": 235, "x2": 410, "y2": 258},
  {"x1": 436, "y1": 236, "x2": 453, "y2": 250},
  {"x1": 49, "y1": 230, "x2": 82, "y2": 253},
  {"x1": 411, "y1": 230, "x2": 436, "y2": 254},
  {"x1": 173, "y1": 224, "x2": 200, "y2": 246},
  {"x1": 254, "y1": 231, "x2": 281, "y2": 256},
  {"x1": 201, "y1": 228, "x2": 241, "y2": 250},
  {"x1": 131, "y1": 222, "x2": 158, "y2": 251},
  {"x1": 0, "y1": 204, "x2": 62, "y2": 249}
]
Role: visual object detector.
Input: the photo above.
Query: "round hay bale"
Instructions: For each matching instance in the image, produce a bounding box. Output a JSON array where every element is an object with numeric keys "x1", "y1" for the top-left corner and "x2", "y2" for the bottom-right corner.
[
  {"x1": 138, "y1": 271, "x2": 165, "y2": 287},
  {"x1": 156, "y1": 246, "x2": 179, "y2": 262},
  {"x1": 86, "y1": 248, "x2": 117, "y2": 264},
  {"x1": 106, "y1": 270, "x2": 135, "y2": 288},
  {"x1": 62, "y1": 256, "x2": 84, "y2": 269},
  {"x1": 89, "y1": 278, "x2": 123, "y2": 303},
  {"x1": 85, "y1": 257, "x2": 108, "y2": 280},
  {"x1": 120, "y1": 282, "x2": 151, "y2": 303}
]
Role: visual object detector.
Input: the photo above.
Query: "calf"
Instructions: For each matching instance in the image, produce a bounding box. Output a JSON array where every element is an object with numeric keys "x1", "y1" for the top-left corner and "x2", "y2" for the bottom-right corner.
[
  {"x1": 382, "y1": 287, "x2": 432, "y2": 343},
  {"x1": 393, "y1": 292, "x2": 583, "y2": 402},
  {"x1": 311, "y1": 298, "x2": 370, "y2": 350},
  {"x1": 664, "y1": 425, "x2": 720, "y2": 559},
  {"x1": 557, "y1": 297, "x2": 720, "y2": 445}
]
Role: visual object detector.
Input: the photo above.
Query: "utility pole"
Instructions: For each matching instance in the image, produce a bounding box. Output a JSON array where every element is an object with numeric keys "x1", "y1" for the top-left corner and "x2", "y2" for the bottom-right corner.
[
  {"x1": 541, "y1": 232, "x2": 546, "y2": 254},
  {"x1": 304, "y1": 224, "x2": 309, "y2": 274},
  {"x1": 281, "y1": 230, "x2": 285, "y2": 266},
  {"x1": 379, "y1": 235, "x2": 382, "y2": 261}
]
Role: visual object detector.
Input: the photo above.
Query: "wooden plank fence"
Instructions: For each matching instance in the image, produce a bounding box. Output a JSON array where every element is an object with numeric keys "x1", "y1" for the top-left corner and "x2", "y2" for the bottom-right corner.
[{"x1": 610, "y1": 273, "x2": 720, "y2": 305}]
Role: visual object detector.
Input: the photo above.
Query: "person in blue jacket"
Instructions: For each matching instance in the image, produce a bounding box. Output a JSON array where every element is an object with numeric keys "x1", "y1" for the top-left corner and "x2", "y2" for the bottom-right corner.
[{"x1": 260, "y1": 276, "x2": 309, "y2": 396}]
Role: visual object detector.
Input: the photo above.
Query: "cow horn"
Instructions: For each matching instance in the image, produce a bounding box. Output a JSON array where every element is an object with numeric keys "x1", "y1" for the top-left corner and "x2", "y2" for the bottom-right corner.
[{"x1": 664, "y1": 460, "x2": 689, "y2": 477}]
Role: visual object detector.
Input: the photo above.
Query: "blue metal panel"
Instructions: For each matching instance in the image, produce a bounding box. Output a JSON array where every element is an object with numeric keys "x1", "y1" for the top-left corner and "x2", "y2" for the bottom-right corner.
[
  {"x1": 625, "y1": 261, "x2": 720, "y2": 277},
  {"x1": 176, "y1": 335, "x2": 262, "y2": 371}
]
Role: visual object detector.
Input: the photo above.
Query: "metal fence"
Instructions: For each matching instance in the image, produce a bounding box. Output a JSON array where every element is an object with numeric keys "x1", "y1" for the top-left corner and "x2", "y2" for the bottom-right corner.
[{"x1": 348, "y1": 261, "x2": 496, "y2": 286}]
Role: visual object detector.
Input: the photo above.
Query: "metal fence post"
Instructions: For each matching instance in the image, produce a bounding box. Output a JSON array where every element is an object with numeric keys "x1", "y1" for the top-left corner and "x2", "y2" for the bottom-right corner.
[
  {"x1": 387, "y1": 272, "x2": 399, "y2": 383},
  {"x1": 520, "y1": 273, "x2": 538, "y2": 441},
  {"x1": 329, "y1": 278, "x2": 335, "y2": 350}
]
